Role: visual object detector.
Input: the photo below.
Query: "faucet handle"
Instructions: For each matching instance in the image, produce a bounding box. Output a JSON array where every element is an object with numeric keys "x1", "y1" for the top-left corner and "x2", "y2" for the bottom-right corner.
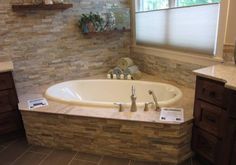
[
  {"x1": 114, "y1": 103, "x2": 124, "y2": 112},
  {"x1": 144, "y1": 102, "x2": 154, "y2": 111},
  {"x1": 131, "y1": 86, "x2": 135, "y2": 95}
]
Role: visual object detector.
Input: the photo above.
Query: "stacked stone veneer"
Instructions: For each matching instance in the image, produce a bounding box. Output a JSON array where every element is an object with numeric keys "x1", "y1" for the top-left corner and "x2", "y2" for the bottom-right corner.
[
  {"x1": 130, "y1": 53, "x2": 203, "y2": 88},
  {"x1": 223, "y1": 44, "x2": 235, "y2": 63},
  {"x1": 0, "y1": 0, "x2": 130, "y2": 94},
  {"x1": 22, "y1": 111, "x2": 193, "y2": 165}
]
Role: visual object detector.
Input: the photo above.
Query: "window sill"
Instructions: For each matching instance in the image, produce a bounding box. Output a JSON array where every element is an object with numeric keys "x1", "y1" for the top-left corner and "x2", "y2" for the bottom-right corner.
[{"x1": 131, "y1": 45, "x2": 223, "y2": 66}]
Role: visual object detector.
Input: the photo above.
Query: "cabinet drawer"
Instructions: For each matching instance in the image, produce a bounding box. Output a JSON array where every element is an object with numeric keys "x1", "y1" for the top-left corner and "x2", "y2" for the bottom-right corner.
[
  {"x1": 192, "y1": 127, "x2": 220, "y2": 164},
  {"x1": 196, "y1": 77, "x2": 226, "y2": 108},
  {"x1": 0, "y1": 72, "x2": 14, "y2": 91},
  {"x1": 0, "y1": 89, "x2": 18, "y2": 113},
  {"x1": 194, "y1": 100, "x2": 226, "y2": 138},
  {"x1": 0, "y1": 111, "x2": 23, "y2": 135}
]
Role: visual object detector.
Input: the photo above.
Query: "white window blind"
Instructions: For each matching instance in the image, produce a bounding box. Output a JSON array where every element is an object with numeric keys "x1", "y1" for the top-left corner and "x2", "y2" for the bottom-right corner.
[{"x1": 135, "y1": 3, "x2": 220, "y2": 55}]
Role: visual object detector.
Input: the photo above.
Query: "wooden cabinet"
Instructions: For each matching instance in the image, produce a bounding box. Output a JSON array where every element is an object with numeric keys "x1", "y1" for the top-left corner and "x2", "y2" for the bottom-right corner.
[
  {"x1": 192, "y1": 76, "x2": 236, "y2": 165},
  {"x1": 0, "y1": 71, "x2": 24, "y2": 140}
]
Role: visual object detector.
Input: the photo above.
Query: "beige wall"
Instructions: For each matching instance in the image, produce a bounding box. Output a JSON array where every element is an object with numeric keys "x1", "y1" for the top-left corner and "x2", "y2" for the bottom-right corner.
[{"x1": 226, "y1": 0, "x2": 236, "y2": 44}]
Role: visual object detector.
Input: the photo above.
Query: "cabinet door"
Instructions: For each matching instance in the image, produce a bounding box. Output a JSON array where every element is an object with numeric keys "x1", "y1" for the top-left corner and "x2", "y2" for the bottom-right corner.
[
  {"x1": 194, "y1": 100, "x2": 226, "y2": 138},
  {"x1": 0, "y1": 72, "x2": 14, "y2": 91},
  {"x1": 0, "y1": 89, "x2": 18, "y2": 113},
  {"x1": 0, "y1": 111, "x2": 23, "y2": 135},
  {"x1": 229, "y1": 121, "x2": 236, "y2": 165},
  {"x1": 192, "y1": 127, "x2": 221, "y2": 164},
  {"x1": 228, "y1": 90, "x2": 236, "y2": 119}
]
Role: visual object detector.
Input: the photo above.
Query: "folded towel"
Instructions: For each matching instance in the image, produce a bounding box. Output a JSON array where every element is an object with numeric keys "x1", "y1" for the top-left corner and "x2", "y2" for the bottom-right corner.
[
  {"x1": 124, "y1": 65, "x2": 142, "y2": 80},
  {"x1": 117, "y1": 57, "x2": 134, "y2": 70},
  {"x1": 112, "y1": 67, "x2": 123, "y2": 76},
  {"x1": 108, "y1": 69, "x2": 113, "y2": 75}
]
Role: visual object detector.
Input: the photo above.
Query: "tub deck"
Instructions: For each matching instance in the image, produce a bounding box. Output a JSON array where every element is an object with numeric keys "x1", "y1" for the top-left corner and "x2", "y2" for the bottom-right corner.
[{"x1": 18, "y1": 74, "x2": 195, "y2": 165}]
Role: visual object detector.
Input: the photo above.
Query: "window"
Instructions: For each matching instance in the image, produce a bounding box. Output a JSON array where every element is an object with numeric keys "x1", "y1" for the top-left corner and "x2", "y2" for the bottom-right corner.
[{"x1": 135, "y1": 0, "x2": 221, "y2": 55}]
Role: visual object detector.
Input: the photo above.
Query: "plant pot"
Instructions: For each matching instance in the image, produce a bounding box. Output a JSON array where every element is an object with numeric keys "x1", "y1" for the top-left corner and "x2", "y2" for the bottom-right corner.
[{"x1": 82, "y1": 24, "x2": 89, "y2": 33}]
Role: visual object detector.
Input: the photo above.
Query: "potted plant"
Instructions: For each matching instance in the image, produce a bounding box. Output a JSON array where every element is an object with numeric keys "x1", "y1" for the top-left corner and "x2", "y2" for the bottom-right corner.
[{"x1": 78, "y1": 12, "x2": 104, "y2": 33}]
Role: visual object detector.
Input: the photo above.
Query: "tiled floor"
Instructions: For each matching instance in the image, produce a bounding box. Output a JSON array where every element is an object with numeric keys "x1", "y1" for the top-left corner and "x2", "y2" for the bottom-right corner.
[{"x1": 0, "y1": 137, "x2": 201, "y2": 165}]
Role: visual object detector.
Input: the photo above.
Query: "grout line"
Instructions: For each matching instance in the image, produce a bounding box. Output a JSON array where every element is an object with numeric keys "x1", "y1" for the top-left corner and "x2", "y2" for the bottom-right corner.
[
  {"x1": 67, "y1": 151, "x2": 78, "y2": 165},
  {"x1": 38, "y1": 149, "x2": 54, "y2": 165},
  {"x1": 10, "y1": 145, "x2": 33, "y2": 165},
  {"x1": 0, "y1": 139, "x2": 18, "y2": 153},
  {"x1": 97, "y1": 155, "x2": 104, "y2": 165}
]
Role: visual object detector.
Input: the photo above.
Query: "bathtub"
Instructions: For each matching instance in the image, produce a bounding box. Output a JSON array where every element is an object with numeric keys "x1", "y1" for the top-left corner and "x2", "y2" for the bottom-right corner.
[{"x1": 45, "y1": 79, "x2": 182, "y2": 107}]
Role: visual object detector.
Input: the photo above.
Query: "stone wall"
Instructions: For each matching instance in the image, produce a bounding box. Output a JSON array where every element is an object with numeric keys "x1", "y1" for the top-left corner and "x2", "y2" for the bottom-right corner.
[
  {"x1": 130, "y1": 53, "x2": 202, "y2": 88},
  {"x1": 22, "y1": 111, "x2": 193, "y2": 165},
  {"x1": 0, "y1": 0, "x2": 131, "y2": 94},
  {"x1": 223, "y1": 44, "x2": 235, "y2": 63},
  {"x1": 131, "y1": 44, "x2": 236, "y2": 88}
]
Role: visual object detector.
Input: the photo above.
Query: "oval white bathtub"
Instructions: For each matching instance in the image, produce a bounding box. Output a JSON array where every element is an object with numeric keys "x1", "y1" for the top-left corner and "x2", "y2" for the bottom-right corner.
[{"x1": 45, "y1": 80, "x2": 182, "y2": 107}]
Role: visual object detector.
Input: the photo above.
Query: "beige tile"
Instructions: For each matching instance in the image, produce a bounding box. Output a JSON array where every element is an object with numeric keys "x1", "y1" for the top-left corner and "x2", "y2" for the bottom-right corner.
[
  {"x1": 40, "y1": 149, "x2": 76, "y2": 165},
  {"x1": 132, "y1": 160, "x2": 159, "y2": 165},
  {"x1": 75, "y1": 152, "x2": 102, "y2": 163},
  {"x1": 12, "y1": 151, "x2": 46, "y2": 165},
  {"x1": 0, "y1": 138, "x2": 30, "y2": 165},
  {"x1": 29, "y1": 145, "x2": 53, "y2": 155},
  {"x1": 70, "y1": 159, "x2": 97, "y2": 165},
  {"x1": 100, "y1": 156, "x2": 130, "y2": 165}
]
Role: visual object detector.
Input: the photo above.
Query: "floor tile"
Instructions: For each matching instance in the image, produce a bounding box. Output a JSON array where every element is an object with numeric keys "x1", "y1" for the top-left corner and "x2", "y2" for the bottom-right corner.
[
  {"x1": 100, "y1": 156, "x2": 130, "y2": 165},
  {"x1": 75, "y1": 152, "x2": 102, "y2": 163},
  {"x1": 132, "y1": 160, "x2": 159, "y2": 165},
  {"x1": 0, "y1": 138, "x2": 30, "y2": 165},
  {"x1": 0, "y1": 145, "x2": 6, "y2": 152},
  {"x1": 40, "y1": 149, "x2": 76, "y2": 165},
  {"x1": 70, "y1": 159, "x2": 97, "y2": 165},
  {"x1": 12, "y1": 151, "x2": 46, "y2": 165},
  {"x1": 29, "y1": 145, "x2": 53, "y2": 155}
]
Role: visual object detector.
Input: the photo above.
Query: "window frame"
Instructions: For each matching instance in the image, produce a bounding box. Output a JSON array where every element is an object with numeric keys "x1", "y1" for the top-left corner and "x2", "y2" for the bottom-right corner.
[{"x1": 131, "y1": 0, "x2": 230, "y2": 66}]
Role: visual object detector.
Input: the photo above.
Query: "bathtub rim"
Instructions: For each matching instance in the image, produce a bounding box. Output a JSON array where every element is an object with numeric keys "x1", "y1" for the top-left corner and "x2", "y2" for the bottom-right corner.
[{"x1": 44, "y1": 79, "x2": 183, "y2": 108}]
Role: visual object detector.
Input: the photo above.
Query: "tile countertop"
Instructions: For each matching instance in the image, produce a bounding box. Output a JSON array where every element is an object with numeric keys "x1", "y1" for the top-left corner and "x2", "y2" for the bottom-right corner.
[
  {"x1": 193, "y1": 63, "x2": 236, "y2": 91},
  {"x1": 18, "y1": 74, "x2": 195, "y2": 124},
  {"x1": 0, "y1": 56, "x2": 14, "y2": 73}
]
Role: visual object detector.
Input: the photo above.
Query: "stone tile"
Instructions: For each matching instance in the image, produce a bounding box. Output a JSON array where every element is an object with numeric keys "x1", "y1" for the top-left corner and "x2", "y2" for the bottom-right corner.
[
  {"x1": 132, "y1": 160, "x2": 159, "y2": 165},
  {"x1": 100, "y1": 156, "x2": 130, "y2": 165},
  {"x1": 75, "y1": 152, "x2": 102, "y2": 163},
  {"x1": 40, "y1": 149, "x2": 76, "y2": 165},
  {"x1": 29, "y1": 145, "x2": 53, "y2": 155},
  {"x1": 70, "y1": 159, "x2": 97, "y2": 165},
  {"x1": 0, "y1": 138, "x2": 30, "y2": 165},
  {"x1": 12, "y1": 151, "x2": 46, "y2": 165}
]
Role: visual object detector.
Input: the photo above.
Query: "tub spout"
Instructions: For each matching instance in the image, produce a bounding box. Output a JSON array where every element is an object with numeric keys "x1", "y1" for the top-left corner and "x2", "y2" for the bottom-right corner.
[
  {"x1": 130, "y1": 86, "x2": 137, "y2": 112},
  {"x1": 148, "y1": 90, "x2": 160, "y2": 111}
]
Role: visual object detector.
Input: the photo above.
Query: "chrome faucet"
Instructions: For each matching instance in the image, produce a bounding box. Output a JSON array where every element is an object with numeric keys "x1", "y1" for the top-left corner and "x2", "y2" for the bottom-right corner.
[
  {"x1": 130, "y1": 86, "x2": 137, "y2": 112},
  {"x1": 148, "y1": 90, "x2": 160, "y2": 111}
]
